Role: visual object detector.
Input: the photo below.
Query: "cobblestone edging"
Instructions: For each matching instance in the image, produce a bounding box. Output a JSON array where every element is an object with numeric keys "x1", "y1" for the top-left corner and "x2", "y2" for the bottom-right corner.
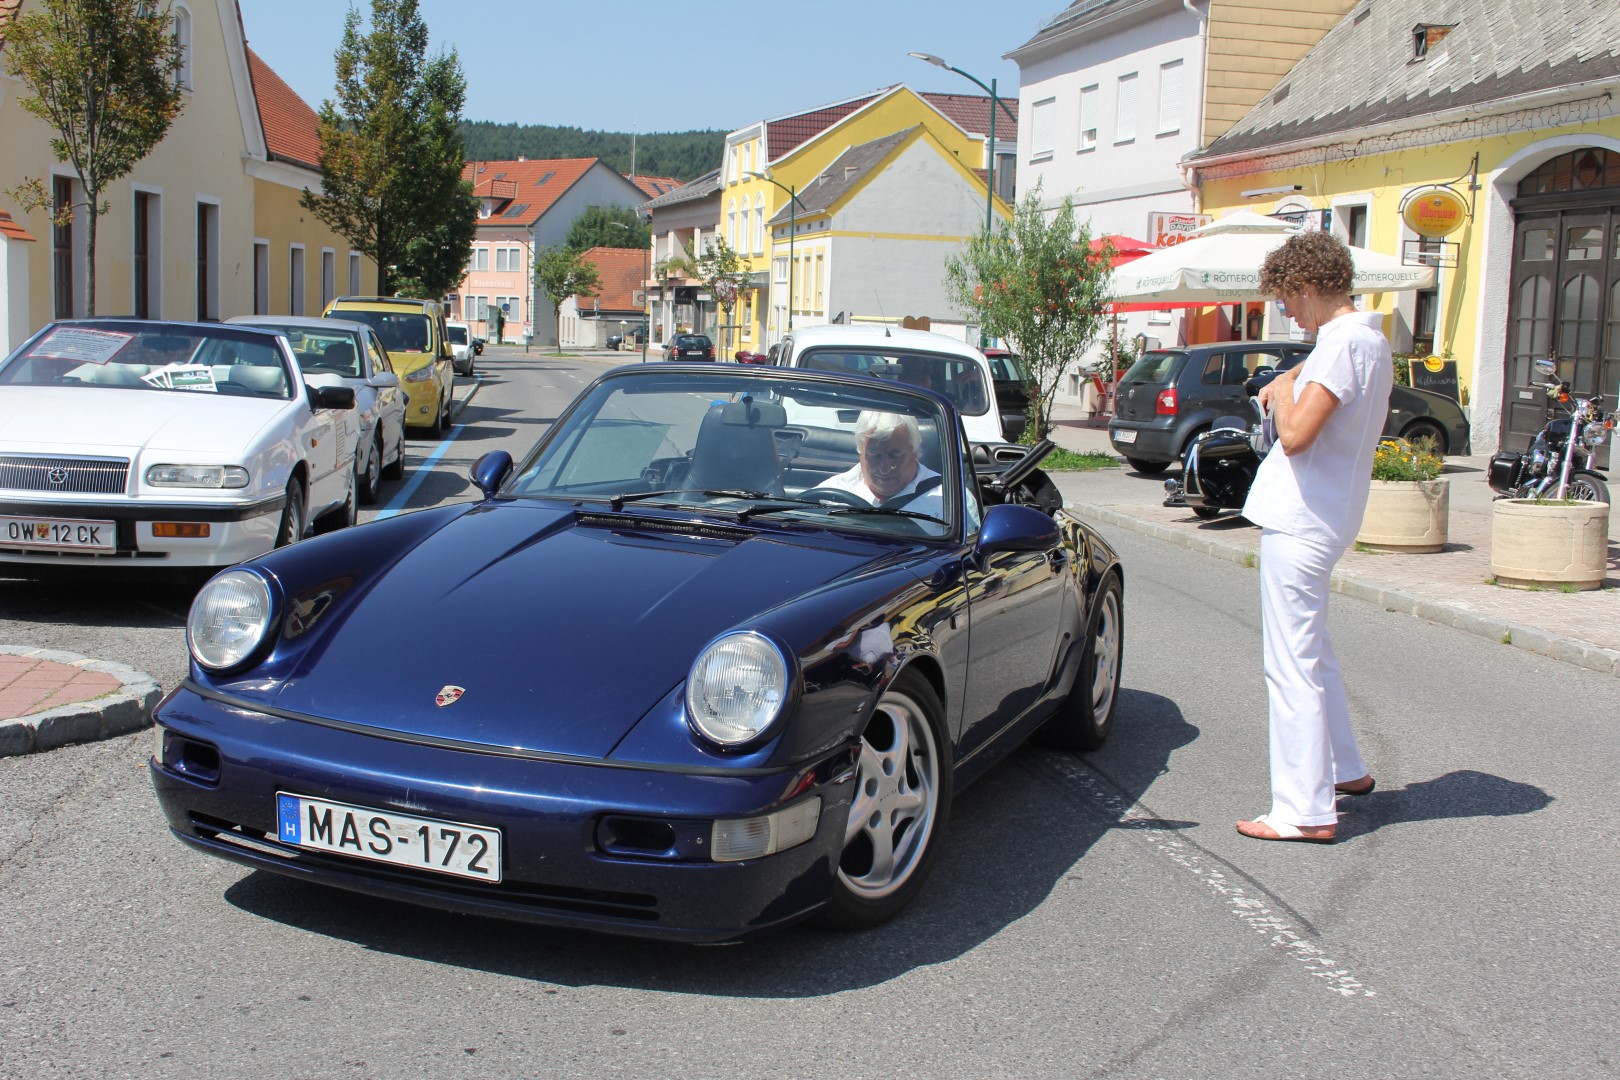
[
  {"x1": 0, "y1": 646, "x2": 164, "y2": 756},
  {"x1": 1069, "y1": 502, "x2": 1620, "y2": 680}
]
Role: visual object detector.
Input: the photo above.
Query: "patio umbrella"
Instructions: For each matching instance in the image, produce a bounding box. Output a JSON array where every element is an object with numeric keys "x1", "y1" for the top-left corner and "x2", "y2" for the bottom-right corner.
[{"x1": 1109, "y1": 209, "x2": 1436, "y2": 303}]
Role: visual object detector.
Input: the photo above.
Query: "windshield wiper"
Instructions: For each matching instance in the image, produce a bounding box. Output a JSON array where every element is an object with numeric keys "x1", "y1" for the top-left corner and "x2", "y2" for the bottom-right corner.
[
  {"x1": 823, "y1": 505, "x2": 948, "y2": 526},
  {"x1": 608, "y1": 488, "x2": 787, "y2": 511}
]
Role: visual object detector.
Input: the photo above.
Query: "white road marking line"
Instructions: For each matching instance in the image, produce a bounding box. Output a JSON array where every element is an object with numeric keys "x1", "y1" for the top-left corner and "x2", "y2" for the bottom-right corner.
[{"x1": 1038, "y1": 753, "x2": 1376, "y2": 998}]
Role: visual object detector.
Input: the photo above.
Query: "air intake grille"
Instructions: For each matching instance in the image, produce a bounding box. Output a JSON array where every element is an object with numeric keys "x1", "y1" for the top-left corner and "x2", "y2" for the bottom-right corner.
[{"x1": 0, "y1": 455, "x2": 130, "y2": 495}]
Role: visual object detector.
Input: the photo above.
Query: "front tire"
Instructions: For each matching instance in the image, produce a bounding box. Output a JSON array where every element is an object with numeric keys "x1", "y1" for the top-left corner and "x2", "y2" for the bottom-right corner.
[
  {"x1": 1126, "y1": 456, "x2": 1170, "y2": 476},
  {"x1": 823, "y1": 670, "x2": 952, "y2": 930},
  {"x1": 1191, "y1": 505, "x2": 1222, "y2": 520},
  {"x1": 274, "y1": 480, "x2": 306, "y2": 548},
  {"x1": 1566, "y1": 471, "x2": 1610, "y2": 506},
  {"x1": 1040, "y1": 573, "x2": 1123, "y2": 751},
  {"x1": 1401, "y1": 419, "x2": 1447, "y2": 455}
]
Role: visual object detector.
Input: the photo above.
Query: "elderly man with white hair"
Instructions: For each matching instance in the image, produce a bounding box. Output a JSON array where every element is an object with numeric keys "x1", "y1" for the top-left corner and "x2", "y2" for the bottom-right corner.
[{"x1": 819, "y1": 410, "x2": 943, "y2": 516}]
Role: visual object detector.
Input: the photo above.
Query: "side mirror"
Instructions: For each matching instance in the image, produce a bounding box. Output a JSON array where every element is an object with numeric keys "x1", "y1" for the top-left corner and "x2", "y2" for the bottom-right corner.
[
  {"x1": 975, "y1": 503, "x2": 1059, "y2": 556},
  {"x1": 368, "y1": 371, "x2": 400, "y2": 389},
  {"x1": 1534, "y1": 357, "x2": 1557, "y2": 377},
  {"x1": 470, "y1": 450, "x2": 513, "y2": 499},
  {"x1": 310, "y1": 384, "x2": 356, "y2": 410}
]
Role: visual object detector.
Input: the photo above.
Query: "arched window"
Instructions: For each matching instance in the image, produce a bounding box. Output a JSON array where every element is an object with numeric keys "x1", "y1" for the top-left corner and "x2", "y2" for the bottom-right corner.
[
  {"x1": 1517, "y1": 149, "x2": 1620, "y2": 197},
  {"x1": 753, "y1": 194, "x2": 764, "y2": 255},
  {"x1": 172, "y1": 4, "x2": 193, "y2": 90},
  {"x1": 726, "y1": 198, "x2": 736, "y2": 248}
]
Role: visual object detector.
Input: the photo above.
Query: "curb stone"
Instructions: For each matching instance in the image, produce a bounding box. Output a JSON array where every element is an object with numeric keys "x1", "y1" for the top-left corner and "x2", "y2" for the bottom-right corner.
[
  {"x1": 0, "y1": 645, "x2": 164, "y2": 756},
  {"x1": 1068, "y1": 501, "x2": 1620, "y2": 680}
]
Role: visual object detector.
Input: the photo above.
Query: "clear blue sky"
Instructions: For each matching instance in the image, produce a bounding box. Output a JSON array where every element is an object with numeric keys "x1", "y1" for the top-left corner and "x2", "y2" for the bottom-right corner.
[{"x1": 242, "y1": 0, "x2": 1063, "y2": 133}]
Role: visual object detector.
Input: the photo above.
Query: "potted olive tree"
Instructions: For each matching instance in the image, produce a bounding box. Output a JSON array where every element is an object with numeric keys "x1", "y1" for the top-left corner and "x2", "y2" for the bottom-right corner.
[{"x1": 1355, "y1": 438, "x2": 1448, "y2": 553}]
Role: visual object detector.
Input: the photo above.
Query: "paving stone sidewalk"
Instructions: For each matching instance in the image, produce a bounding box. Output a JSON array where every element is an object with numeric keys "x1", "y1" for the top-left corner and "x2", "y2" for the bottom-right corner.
[
  {"x1": 1044, "y1": 406, "x2": 1620, "y2": 678},
  {"x1": 0, "y1": 646, "x2": 163, "y2": 755}
]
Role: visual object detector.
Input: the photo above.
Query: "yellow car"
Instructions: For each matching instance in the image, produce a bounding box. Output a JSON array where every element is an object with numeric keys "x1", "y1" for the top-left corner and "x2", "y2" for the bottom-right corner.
[{"x1": 323, "y1": 296, "x2": 456, "y2": 435}]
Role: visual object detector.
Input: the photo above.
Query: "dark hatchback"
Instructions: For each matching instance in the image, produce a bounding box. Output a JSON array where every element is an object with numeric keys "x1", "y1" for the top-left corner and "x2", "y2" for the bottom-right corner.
[
  {"x1": 663, "y1": 333, "x2": 715, "y2": 361},
  {"x1": 1109, "y1": 342, "x2": 1310, "y2": 474},
  {"x1": 981, "y1": 348, "x2": 1033, "y2": 443}
]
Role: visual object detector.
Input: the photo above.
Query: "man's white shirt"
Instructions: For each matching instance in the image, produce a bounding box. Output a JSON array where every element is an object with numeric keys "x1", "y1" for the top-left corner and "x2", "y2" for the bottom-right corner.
[{"x1": 821, "y1": 462, "x2": 943, "y2": 516}]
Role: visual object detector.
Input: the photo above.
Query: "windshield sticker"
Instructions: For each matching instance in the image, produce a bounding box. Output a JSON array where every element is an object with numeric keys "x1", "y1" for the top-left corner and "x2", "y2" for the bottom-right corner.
[
  {"x1": 33, "y1": 327, "x2": 133, "y2": 364},
  {"x1": 142, "y1": 364, "x2": 218, "y2": 392}
]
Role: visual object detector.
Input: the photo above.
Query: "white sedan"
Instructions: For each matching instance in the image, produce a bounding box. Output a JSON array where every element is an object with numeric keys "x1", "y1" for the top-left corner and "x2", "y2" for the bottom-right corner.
[
  {"x1": 227, "y1": 315, "x2": 407, "y2": 505},
  {"x1": 0, "y1": 320, "x2": 360, "y2": 571}
]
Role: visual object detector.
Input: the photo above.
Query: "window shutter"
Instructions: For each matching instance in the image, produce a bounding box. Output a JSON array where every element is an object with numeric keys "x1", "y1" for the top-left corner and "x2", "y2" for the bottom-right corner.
[
  {"x1": 1116, "y1": 73, "x2": 1138, "y2": 142},
  {"x1": 1158, "y1": 61, "x2": 1183, "y2": 133},
  {"x1": 1079, "y1": 85, "x2": 1099, "y2": 150},
  {"x1": 1031, "y1": 98, "x2": 1056, "y2": 159}
]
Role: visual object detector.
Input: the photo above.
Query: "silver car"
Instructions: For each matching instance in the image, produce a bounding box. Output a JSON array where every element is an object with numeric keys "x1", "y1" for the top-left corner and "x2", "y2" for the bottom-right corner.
[{"x1": 228, "y1": 316, "x2": 407, "y2": 504}]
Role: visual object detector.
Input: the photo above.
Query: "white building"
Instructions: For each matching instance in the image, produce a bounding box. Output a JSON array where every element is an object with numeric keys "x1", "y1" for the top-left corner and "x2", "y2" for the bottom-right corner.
[{"x1": 1006, "y1": 0, "x2": 1213, "y2": 403}]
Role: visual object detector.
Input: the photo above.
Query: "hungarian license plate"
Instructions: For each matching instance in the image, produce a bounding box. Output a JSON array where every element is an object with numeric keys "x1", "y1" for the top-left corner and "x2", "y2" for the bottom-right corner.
[
  {"x1": 276, "y1": 793, "x2": 502, "y2": 882},
  {"x1": 1113, "y1": 429, "x2": 1137, "y2": 444},
  {"x1": 0, "y1": 514, "x2": 116, "y2": 551}
]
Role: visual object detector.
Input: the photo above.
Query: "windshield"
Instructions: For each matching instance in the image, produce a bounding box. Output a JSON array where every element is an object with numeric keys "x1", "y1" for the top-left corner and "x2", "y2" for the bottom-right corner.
[
  {"x1": 249, "y1": 324, "x2": 362, "y2": 378},
  {"x1": 507, "y1": 370, "x2": 960, "y2": 539},
  {"x1": 797, "y1": 345, "x2": 990, "y2": 417},
  {"x1": 336, "y1": 310, "x2": 432, "y2": 354},
  {"x1": 447, "y1": 325, "x2": 468, "y2": 345},
  {"x1": 0, "y1": 323, "x2": 293, "y2": 399}
]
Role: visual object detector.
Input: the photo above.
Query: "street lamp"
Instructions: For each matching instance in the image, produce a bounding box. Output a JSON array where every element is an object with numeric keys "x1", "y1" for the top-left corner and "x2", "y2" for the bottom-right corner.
[
  {"x1": 745, "y1": 170, "x2": 808, "y2": 335},
  {"x1": 909, "y1": 51, "x2": 1019, "y2": 346}
]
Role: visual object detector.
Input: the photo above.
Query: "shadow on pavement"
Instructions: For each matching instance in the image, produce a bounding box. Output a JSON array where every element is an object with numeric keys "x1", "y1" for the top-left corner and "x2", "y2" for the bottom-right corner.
[
  {"x1": 1338, "y1": 769, "x2": 1553, "y2": 841},
  {"x1": 223, "y1": 688, "x2": 1197, "y2": 995}
]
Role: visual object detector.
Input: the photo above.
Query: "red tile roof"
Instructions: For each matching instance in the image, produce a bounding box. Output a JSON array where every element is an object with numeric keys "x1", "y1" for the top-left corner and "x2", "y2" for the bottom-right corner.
[
  {"x1": 766, "y1": 94, "x2": 881, "y2": 159},
  {"x1": 0, "y1": 210, "x2": 36, "y2": 243},
  {"x1": 246, "y1": 47, "x2": 323, "y2": 170},
  {"x1": 624, "y1": 174, "x2": 683, "y2": 199},
  {"x1": 463, "y1": 158, "x2": 600, "y2": 228},
  {"x1": 577, "y1": 247, "x2": 646, "y2": 310},
  {"x1": 920, "y1": 91, "x2": 1020, "y2": 137}
]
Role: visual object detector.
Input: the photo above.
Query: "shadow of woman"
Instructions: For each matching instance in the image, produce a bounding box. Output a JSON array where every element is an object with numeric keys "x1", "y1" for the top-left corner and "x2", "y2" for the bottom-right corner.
[
  {"x1": 1336, "y1": 769, "x2": 1552, "y2": 840},
  {"x1": 222, "y1": 688, "x2": 1198, "y2": 996}
]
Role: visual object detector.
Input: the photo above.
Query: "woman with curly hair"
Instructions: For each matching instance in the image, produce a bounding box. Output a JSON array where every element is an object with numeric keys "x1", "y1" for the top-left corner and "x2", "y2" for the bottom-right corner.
[{"x1": 1237, "y1": 229, "x2": 1391, "y2": 844}]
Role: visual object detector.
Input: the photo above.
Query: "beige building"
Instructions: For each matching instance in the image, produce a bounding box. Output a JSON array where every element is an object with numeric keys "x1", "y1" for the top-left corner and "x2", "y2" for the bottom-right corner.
[{"x1": 0, "y1": 0, "x2": 375, "y2": 354}]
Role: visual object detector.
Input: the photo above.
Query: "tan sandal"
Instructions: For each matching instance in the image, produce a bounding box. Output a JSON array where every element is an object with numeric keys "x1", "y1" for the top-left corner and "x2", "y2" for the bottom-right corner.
[{"x1": 1236, "y1": 814, "x2": 1336, "y2": 844}]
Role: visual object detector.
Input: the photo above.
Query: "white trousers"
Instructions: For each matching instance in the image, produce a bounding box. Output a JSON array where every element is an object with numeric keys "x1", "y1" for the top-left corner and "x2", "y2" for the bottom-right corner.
[{"x1": 1259, "y1": 529, "x2": 1368, "y2": 827}]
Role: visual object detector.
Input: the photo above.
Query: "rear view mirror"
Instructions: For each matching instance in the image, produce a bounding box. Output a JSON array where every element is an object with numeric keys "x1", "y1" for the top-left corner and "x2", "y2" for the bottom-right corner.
[
  {"x1": 1534, "y1": 357, "x2": 1557, "y2": 377},
  {"x1": 368, "y1": 371, "x2": 400, "y2": 389},
  {"x1": 309, "y1": 384, "x2": 355, "y2": 410},
  {"x1": 470, "y1": 451, "x2": 513, "y2": 499}
]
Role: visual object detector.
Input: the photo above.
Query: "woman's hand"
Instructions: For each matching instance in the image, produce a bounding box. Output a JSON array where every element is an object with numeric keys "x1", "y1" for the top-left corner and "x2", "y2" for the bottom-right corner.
[{"x1": 1258, "y1": 368, "x2": 1298, "y2": 411}]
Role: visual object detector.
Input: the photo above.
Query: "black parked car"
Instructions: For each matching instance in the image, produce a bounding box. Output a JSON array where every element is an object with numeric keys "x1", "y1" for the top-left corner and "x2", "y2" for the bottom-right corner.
[
  {"x1": 1109, "y1": 342, "x2": 1311, "y2": 473},
  {"x1": 1255, "y1": 352, "x2": 1471, "y2": 455},
  {"x1": 663, "y1": 333, "x2": 715, "y2": 361},
  {"x1": 981, "y1": 348, "x2": 1033, "y2": 443}
]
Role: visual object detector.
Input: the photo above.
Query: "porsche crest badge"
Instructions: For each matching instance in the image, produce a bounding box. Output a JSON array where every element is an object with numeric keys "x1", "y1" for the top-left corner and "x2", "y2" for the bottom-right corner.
[{"x1": 435, "y1": 685, "x2": 465, "y2": 707}]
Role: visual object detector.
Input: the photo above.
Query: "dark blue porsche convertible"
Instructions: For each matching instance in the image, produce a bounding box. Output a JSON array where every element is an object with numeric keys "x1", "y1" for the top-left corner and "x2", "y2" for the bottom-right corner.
[{"x1": 150, "y1": 363, "x2": 1124, "y2": 942}]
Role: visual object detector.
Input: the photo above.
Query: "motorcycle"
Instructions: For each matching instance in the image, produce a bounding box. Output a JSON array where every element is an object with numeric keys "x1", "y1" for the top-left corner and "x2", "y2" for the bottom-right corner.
[
  {"x1": 1488, "y1": 358, "x2": 1612, "y2": 507},
  {"x1": 1162, "y1": 376, "x2": 1273, "y2": 520}
]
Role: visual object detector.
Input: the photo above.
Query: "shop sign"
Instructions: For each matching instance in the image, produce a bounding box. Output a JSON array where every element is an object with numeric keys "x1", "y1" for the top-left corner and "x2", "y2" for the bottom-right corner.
[
  {"x1": 1148, "y1": 212, "x2": 1210, "y2": 248},
  {"x1": 1402, "y1": 187, "x2": 1468, "y2": 237}
]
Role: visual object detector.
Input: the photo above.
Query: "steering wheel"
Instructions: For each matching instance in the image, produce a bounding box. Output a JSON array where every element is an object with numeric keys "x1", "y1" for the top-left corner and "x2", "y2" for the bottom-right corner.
[{"x1": 799, "y1": 486, "x2": 872, "y2": 508}]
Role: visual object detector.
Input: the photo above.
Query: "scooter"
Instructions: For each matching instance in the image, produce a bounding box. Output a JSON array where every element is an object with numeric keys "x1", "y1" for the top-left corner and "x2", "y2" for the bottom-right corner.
[
  {"x1": 1162, "y1": 380, "x2": 1272, "y2": 520},
  {"x1": 1487, "y1": 357, "x2": 1611, "y2": 506}
]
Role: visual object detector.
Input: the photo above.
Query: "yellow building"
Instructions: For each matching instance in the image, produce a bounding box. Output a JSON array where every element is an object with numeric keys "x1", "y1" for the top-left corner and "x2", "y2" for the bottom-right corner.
[
  {"x1": 0, "y1": 1, "x2": 373, "y2": 353},
  {"x1": 718, "y1": 86, "x2": 1015, "y2": 350},
  {"x1": 1184, "y1": 0, "x2": 1620, "y2": 459}
]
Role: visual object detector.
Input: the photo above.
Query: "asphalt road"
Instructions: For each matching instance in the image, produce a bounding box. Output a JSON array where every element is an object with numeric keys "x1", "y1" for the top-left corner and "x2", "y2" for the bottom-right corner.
[{"x1": 2, "y1": 352, "x2": 1615, "y2": 1078}]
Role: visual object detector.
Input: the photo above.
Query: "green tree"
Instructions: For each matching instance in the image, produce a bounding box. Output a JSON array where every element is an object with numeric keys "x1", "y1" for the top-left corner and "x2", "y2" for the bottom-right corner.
[
  {"x1": 945, "y1": 186, "x2": 1114, "y2": 439},
  {"x1": 694, "y1": 238, "x2": 750, "y2": 359},
  {"x1": 3, "y1": 0, "x2": 183, "y2": 315},
  {"x1": 533, "y1": 246, "x2": 599, "y2": 349},
  {"x1": 565, "y1": 204, "x2": 650, "y2": 252},
  {"x1": 301, "y1": 0, "x2": 476, "y2": 297}
]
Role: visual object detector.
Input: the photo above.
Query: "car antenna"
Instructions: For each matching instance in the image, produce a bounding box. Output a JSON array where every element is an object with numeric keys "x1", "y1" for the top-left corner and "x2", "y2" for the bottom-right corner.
[{"x1": 873, "y1": 291, "x2": 890, "y2": 335}]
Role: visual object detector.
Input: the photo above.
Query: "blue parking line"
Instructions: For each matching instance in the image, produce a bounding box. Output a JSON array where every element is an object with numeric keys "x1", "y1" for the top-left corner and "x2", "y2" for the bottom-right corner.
[{"x1": 373, "y1": 376, "x2": 482, "y2": 521}]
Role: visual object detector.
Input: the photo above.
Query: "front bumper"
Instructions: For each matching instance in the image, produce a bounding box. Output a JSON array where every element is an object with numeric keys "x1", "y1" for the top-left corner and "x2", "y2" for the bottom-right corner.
[
  {"x1": 0, "y1": 494, "x2": 284, "y2": 567},
  {"x1": 150, "y1": 686, "x2": 856, "y2": 942}
]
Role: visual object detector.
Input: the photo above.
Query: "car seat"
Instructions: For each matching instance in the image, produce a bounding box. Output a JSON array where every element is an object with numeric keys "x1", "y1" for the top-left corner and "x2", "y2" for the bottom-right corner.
[
  {"x1": 321, "y1": 341, "x2": 358, "y2": 375},
  {"x1": 686, "y1": 401, "x2": 787, "y2": 496}
]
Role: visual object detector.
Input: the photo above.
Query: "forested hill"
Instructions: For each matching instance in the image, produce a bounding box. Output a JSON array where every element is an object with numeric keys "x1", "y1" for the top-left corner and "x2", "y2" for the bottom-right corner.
[{"x1": 458, "y1": 122, "x2": 725, "y2": 182}]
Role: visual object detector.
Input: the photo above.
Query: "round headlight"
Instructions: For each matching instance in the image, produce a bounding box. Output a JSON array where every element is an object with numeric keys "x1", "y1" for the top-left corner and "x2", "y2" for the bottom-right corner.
[
  {"x1": 188, "y1": 570, "x2": 274, "y2": 670},
  {"x1": 1581, "y1": 421, "x2": 1606, "y2": 448},
  {"x1": 686, "y1": 632, "x2": 790, "y2": 747}
]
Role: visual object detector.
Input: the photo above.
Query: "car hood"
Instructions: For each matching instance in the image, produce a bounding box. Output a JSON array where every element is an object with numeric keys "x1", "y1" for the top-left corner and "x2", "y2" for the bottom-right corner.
[
  {"x1": 269, "y1": 502, "x2": 900, "y2": 759},
  {"x1": 0, "y1": 386, "x2": 282, "y2": 455}
]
